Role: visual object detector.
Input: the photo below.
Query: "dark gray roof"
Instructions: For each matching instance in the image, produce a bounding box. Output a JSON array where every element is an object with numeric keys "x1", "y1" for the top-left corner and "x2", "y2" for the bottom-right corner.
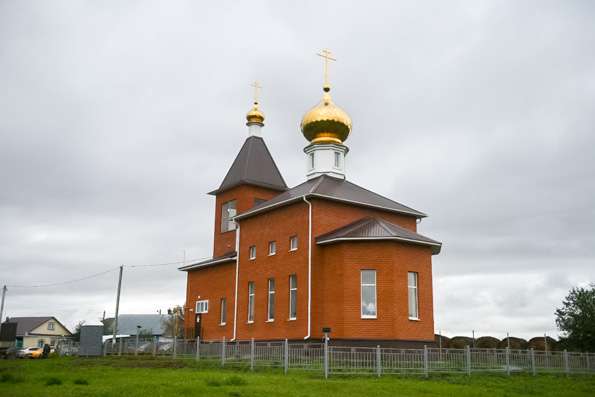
[
  {"x1": 5, "y1": 316, "x2": 71, "y2": 336},
  {"x1": 103, "y1": 314, "x2": 167, "y2": 336},
  {"x1": 178, "y1": 251, "x2": 237, "y2": 271},
  {"x1": 316, "y1": 217, "x2": 442, "y2": 254},
  {"x1": 235, "y1": 175, "x2": 426, "y2": 220},
  {"x1": 209, "y1": 136, "x2": 287, "y2": 195}
]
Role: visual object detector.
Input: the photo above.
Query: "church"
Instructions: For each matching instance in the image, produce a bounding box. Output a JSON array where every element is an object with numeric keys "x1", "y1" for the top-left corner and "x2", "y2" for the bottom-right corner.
[{"x1": 181, "y1": 53, "x2": 441, "y2": 346}]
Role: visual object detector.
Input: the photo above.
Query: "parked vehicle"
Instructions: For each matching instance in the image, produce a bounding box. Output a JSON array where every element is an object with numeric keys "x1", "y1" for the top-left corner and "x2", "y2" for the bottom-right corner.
[
  {"x1": 0, "y1": 346, "x2": 18, "y2": 359},
  {"x1": 17, "y1": 347, "x2": 43, "y2": 359}
]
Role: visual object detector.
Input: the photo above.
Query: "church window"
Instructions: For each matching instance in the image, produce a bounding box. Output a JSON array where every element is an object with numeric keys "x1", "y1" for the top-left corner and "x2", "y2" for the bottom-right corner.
[
  {"x1": 361, "y1": 270, "x2": 377, "y2": 319},
  {"x1": 220, "y1": 298, "x2": 227, "y2": 325},
  {"x1": 289, "y1": 236, "x2": 298, "y2": 251},
  {"x1": 289, "y1": 274, "x2": 297, "y2": 320},
  {"x1": 196, "y1": 300, "x2": 209, "y2": 314},
  {"x1": 249, "y1": 245, "x2": 256, "y2": 260},
  {"x1": 268, "y1": 241, "x2": 276, "y2": 256},
  {"x1": 267, "y1": 278, "x2": 275, "y2": 321},
  {"x1": 408, "y1": 272, "x2": 419, "y2": 319},
  {"x1": 334, "y1": 151, "x2": 341, "y2": 168},
  {"x1": 309, "y1": 153, "x2": 315, "y2": 169},
  {"x1": 247, "y1": 282, "x2": 255, "y2": 323},
  {"x1": 221, "y1": 200, "x2": 237, "y2": 233}
]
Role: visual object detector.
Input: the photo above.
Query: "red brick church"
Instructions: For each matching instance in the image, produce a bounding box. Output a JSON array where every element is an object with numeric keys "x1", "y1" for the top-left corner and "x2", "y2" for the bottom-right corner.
[{"x1": 181, "y1": 59, "x2": 441, "y2": 346}]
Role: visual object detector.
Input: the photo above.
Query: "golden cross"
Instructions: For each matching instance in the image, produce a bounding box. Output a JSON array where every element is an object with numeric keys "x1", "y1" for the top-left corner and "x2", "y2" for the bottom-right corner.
[
  {"x1": 317, "y1": 49, "x2": 336, "y2": 88},
  {"x1": 250, "y1": 81, "x2": 262, "y2": 104}
]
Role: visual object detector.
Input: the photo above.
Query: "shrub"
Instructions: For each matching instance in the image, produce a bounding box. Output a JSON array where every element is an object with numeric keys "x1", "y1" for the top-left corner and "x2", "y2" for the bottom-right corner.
[
  {"x1": 498, "y1": 337, "x2": 528, "y2": 350},
  {"x1": 1, "y1": 373, "x2": 24, "y2": 383},
  {"x1": 73, "y1": 378, "x2": 89, "y2": 385},
  {"x1": 224, "y1": 375, "x2": 247, "y2": 386},
  {"x1": 45, "y1": 377, "x2": 62, "y2": 386},
  {"x1": 449, "y1": 336, "x2": 473, "y2": 349},
  {"x1": 475, "y1": 336, "x2": 500, "y2": 349},
  {"x1": 205, "y1": 378, "x2": 222, "y2": 387}
]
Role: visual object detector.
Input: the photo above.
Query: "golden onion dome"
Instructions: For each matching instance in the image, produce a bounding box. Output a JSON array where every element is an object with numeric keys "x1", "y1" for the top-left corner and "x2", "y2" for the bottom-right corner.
[
  {"x1": 246, "y1": 102, "x2": 265, "y2": 125},
  {"x1": 300, "y1": 87, "x2": 351, "y2": 144}
]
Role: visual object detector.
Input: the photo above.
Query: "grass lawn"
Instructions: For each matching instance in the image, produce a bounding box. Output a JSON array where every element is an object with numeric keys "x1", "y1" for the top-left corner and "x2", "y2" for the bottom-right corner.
[{"x1": 1, "y1": 356, "x2": 594, "y2": 397}]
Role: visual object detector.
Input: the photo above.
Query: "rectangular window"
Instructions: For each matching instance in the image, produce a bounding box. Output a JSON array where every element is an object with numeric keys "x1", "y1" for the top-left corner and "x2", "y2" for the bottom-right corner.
[
  {"x1": 247, "y1": 282, "x2": 255, "y2": 323},
  {"x1": 334, "y1": 151, "x2": 341, "y2": 168},
  {"x1": 408, "y1": 272, "x2": 419, "y2": 319},
  {"x1": 249, "y1": 245, "x2": 256, "y2": 260},
  {"x1": 309, "y1": 153, "x2": 315, "y2": 169},
  {"x1": 196, "y1": 300, "x2": 209, "y2": 314},
  {"x1": 47, "y1": 322, "x2": 55, "y2": 331},
  {"x1": 220, "y1": 200, "x2": 237, "y2": 233},
  {"x1": 289, "y1": 274, "x2": 297, "y2": 320},
  {"x1": 289, "y1": 236, "x2": 298, "y2": 251},
  {"x1": 267, "y1": 278, "x2": 275, "y2": 321},
  {"x1": 254, "y1": 198, "x2": 266, "y2": 207},
  {"x1": 361, "y1": 270, "x2": 377, "y2": 318},
  {"x1": 268, "y1": 241, "x2": 276, "y2": 256},
  {"x1": 220, "y1": 298, "x2": 227, "y2": 325}
]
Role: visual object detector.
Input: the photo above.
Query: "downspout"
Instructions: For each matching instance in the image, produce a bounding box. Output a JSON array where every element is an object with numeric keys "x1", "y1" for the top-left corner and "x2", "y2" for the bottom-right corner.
[
  {"x1": 231, "y1": 222, "x2": 240, "y2": 341},
  {"x1": 302, "y1": 196, "x2": 312, "y2": 340}
]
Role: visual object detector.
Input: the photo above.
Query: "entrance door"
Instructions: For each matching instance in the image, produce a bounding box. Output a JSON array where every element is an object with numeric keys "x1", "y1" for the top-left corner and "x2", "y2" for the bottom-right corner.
[{"x1": 194, "y1": 313, "x2": 201, "y2": 339}]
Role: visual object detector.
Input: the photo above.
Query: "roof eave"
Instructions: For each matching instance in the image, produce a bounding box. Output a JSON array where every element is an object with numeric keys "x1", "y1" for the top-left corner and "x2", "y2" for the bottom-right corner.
[
  {"x1": 316, "y1": 236, "x2": 442, "y2": 255},
  {"x1": 178, "y1": 257, "x2": 237, "y2": 271}
]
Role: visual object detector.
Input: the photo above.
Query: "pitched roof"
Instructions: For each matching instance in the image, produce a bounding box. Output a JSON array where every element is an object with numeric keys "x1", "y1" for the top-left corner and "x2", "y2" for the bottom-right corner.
[
  {"x1": 235, "y1": 175, "x2": 426, "y2": 220},
  {"x1": 178, "y1": 251, "x2": 237, "y2": 271},
  {"x1": 103, "y1": 314, "x2": 168, "y2": 336},
  {"x1": 5, "y1": 316, "x2": 71, "y2": 336},
  {"x1": 209, "y1": 136, "x2": 287, "y2": 195},
  {"x1": 316, "y1": 217, "x2": 442, "y2": 254}
]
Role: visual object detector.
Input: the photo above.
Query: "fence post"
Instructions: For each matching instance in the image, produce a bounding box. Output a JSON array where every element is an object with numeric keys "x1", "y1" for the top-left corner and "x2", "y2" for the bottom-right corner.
[
  {"x1": 564, "y1": 349, "x2": 569, "y2": 376},
  {"x1": 423, "y1": 345, "x2": 429, "y2": 378},
  {"x1": 221, "y1": 336, "x2": 226, "y2": 367},
  {"x1": 530, "y1": 348, "x2": 536, "y2": 376},
  {"x1": 173, "y1": 335, "x2": 177, "y2": 359},
  {"x1": 586, "y1": 353, "x2": 590, "y2": 373},
  {"x1": 465, "y1": 346, "x2": 471, "y2": 376},
  {"x1": 506, "y1": 347, "x2": 510, "y2": 376},
  {"x1": 250, "y1": 338, "x2": 255, "y2": 371},
  {"x1": 376, "y1": 345, "x2": 382, "y2": 377},
  {"x1": 284, "y1": 339, "x2": 289, "y2": 374},
  {"x1": 152, "y1": 336, "x2": 157, "y2": 357},
  {"x1": 324, "y1": 335, "x2": 329, "y2": 379},
  {"x1": 118, "y1": 337, "x2": 123, "y2": 356},
  {"x1": 195, "y1": 336, "x2": 200, "y2": 361},
  {"x1": 135, "y1": 333, "x2": 139, "y2": 356}
]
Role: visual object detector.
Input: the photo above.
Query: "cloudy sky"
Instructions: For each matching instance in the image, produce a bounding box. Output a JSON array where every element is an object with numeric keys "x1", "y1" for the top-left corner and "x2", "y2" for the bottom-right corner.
[{"x1": 1, "y1": 0, "x2": 593, "y2": 340}]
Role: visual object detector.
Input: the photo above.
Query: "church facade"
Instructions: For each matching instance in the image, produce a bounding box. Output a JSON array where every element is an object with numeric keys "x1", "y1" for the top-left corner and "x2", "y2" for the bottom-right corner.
[{"x1": 181, "y1": 61, "x2": 441, "y2": 346}]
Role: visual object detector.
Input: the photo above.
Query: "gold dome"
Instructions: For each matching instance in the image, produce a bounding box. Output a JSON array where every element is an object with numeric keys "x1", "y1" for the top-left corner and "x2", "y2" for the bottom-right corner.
[
  {"x1": 246, "y1": 102, "x2": 265, "y2": 125},
  {"x1": 300, "y1": 87, "x2": 351, "y2": 144}
]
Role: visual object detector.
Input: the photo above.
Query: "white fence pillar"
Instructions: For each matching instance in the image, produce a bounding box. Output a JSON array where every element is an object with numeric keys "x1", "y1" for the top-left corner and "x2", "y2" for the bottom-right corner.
[
  {"x1": 173, "y1": 335, "x2": 177, "y2": 359},
  {"x1": 530, "y1": 348, "x2": 536, "y2": 376},
  {"x1": 118, "y1": 338, "x2": 123, "y2": 356},
  {"x1": 324, "y1": 336, "x2": 329, "y2": 379},
  {"x1": 423, "y1": 345, "x2": 429, "y2": 378},
  {"x1": 250, "y1": 338, "x2": 255, "y2": 371},
  {"x1": 221, "y1": 336, "x2": 226, "y2": 366},
  {"x1": 195, "y1": 336, "x2": 200, "y2": 361},
  {"x1": 376, "y1": 345, "x2": 382, "y2": 377},
  {"x1": 284, "y1": 339, "x2": 289, "y2": 374},
  {"x1": 465, "y1": 346, "x2": 471, "y2": 376},
  {"x1": 564, "y1": 349, "x2": 569, "y2": 375},
  {"x1": 586, "y1": 353, "x2": 590, "y2": 373},
  {"x1": 506, "y1": 347, "x2": 510, "y2": 376}
]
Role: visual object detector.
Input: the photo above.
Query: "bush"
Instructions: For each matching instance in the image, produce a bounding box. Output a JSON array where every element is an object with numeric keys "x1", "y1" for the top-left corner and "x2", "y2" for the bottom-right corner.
[
  {"x1": 475, "y1": 336, "x2": 500, "y2": 349},
  {"x1": 205, "y1": 378, "x2": 222, "y2": 387},
  {"x1": 224, "y1": 375, "x2": 247, "y2": 386},
  {"x1": 1, "y1": 373, "x2": 24, "y2": 383},
  {"x1": 498, "y1": 337, "x2": 528, "y2": 350},
  {"x1": 449, "y1": 336, "x2": 473, "y2": 349},
  {"x1": 45, "y1": 377, "x2": 62, "y2": 386},
  {"x1": 73, "y1": 378, "x2": 89, "y2": 385}
]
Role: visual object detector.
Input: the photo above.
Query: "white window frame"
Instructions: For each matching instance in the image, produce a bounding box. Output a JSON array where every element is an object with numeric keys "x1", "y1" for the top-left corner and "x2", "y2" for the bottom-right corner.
[
  {"x1": 196, "y1": 299, "x2": 209, "y2": 314},
  {"x1": 289, "y1": 274, "x2": 297, "y2": 320},
  {"x1": 360, "y1": 270, "x2": 377, "y2": 319},
  {"x1": 247, "y1": 282, "x2": 255, "y2": 323},
  {"x1": 289, "y1": 235, "x2": 298, "y2": 251},
  {"x1": 309, "y1": 153, "x2": 315, "y2": 170},
  {"x1": 249, "y1": 245, "x2": 256, "y2": 260},
  {"x1": 267, "y1": 278, "x2": 275, "y2": 322},
  {"x1": 47, "y1": 322, "x2": 55, "y2": 331},
  {"x1": 220, "y1": 297, "x2": 227, "y2": 325},
  {"x1": 220, "y1": 200, "x2": 237, "y2": 233},
  {"x1": 334, "y1": 151, "x2": 341, "y2": 168},
  {"x1": 268, "y1": 241, "x2": 276, "y2": 256},
  {"x1": 408, "y1": 272, "x2": 420, "y2": 320}
]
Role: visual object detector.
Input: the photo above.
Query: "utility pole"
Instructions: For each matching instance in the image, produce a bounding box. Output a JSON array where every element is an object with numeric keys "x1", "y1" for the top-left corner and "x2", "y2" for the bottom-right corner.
[
  {"x1": 112, "y1": 265, "x2": 124, "y2": 348},
  {"x1": 0, "y1": 285, "x2": 7, "y2": 326}
]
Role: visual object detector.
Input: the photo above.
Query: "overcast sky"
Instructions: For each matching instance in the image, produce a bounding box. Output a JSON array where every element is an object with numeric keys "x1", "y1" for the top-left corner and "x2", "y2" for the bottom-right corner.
[{"x1": 1, "y1": 0, "x2": 593, "y2": 340}]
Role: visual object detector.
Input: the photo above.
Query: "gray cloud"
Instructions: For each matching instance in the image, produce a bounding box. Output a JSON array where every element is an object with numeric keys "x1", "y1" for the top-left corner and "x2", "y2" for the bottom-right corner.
[{"x1": 1, "y1": 0, "x2": 593, "y2": 339}]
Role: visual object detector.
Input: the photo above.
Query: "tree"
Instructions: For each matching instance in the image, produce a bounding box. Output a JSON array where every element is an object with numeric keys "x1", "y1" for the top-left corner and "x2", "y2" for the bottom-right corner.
[
  {"x1": 72, "y1": 321, "x2": 86, "y2": 342},
  {"x1": 162, "y1": 306, "x2": 184, "y2": 338},
  {"x1": 555, "y1": 284, "x2": 595, "y2": 352}
]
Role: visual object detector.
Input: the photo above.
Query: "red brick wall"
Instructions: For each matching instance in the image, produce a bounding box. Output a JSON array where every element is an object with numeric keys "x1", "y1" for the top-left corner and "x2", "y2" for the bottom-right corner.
[{"x1": 212, "y1": 185, "x2": 284, "y2": 257}]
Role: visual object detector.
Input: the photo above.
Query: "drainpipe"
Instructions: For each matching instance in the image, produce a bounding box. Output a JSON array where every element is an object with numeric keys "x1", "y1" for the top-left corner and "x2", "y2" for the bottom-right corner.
[
  {"x1": 231, "y1": 222, "x2": 240, "y2": 341},
  {"x1": 302, "y1": 196, "x2": 312, "y2": 340}
]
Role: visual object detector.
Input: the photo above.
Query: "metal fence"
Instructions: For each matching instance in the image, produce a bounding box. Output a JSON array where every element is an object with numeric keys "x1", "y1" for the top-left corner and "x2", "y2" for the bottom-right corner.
[{"x1": 101, "y1": 337, "x2": 594, "y2": 378}]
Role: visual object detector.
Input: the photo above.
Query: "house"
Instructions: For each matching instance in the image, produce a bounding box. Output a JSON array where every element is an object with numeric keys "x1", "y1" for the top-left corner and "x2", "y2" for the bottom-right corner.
[
  {"x1": 5, "y1": 316, "x2": 72, "y2": 348},
  {"x1": 181, "y1": 61, "x2": 442, "y2": 347}
]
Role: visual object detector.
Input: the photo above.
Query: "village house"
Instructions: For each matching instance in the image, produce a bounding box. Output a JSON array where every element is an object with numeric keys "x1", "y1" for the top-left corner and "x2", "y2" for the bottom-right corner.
[
  {"x1": 181, "y1": 60, "x2": 441, "y2": 347},
  {"x1": 4, "y1": 316, "x2": 72, "y2": 348}
]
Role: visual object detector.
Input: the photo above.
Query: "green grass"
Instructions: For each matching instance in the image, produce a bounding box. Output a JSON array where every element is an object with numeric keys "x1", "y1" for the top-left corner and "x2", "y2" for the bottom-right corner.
[{"x1": 0, "y1": 356, "x2": 593, "y2": 397}]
